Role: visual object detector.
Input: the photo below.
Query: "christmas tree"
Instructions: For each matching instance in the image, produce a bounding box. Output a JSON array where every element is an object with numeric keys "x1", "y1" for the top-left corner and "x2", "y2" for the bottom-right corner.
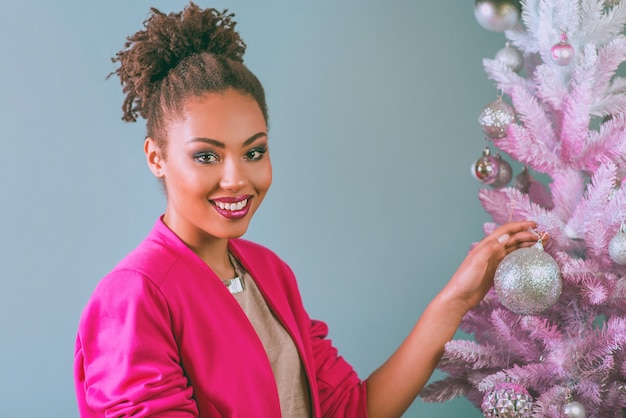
[{"x1": 421, "y1": 1, "x2": 626, "y2": 417}]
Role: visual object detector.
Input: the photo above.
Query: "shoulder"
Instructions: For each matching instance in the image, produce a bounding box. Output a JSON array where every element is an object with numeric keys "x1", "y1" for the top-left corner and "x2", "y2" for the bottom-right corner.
[
  {"x1": 78, "y1": 267, "x2": 171, "y2": 344},
  {"x1": 112, "y1": 237, "x2": 179, "y2": 286},
  {"x1": 108, "y1": 219, "x2": 201, "y2": 287}
]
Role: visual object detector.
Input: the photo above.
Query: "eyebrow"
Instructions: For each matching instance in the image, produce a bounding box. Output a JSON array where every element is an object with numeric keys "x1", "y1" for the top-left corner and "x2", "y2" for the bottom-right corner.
[{"x1": 186, "y1": 132, "x2": 267, "y2": 148}]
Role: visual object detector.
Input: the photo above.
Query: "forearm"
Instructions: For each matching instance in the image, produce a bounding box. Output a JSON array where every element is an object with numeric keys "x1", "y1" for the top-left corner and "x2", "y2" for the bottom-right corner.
[
  {"x1": 365, "y1": 287, "x2": 468, "y2": 418},
  {"x1": 364, "y1": 221, "x2": 537, "y2": 417}
]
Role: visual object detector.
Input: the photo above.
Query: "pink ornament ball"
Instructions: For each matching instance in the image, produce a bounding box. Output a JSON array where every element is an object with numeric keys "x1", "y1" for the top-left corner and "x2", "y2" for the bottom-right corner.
[
  {"x1": 490, "y1": 155, "x2": 513, "y2": 189},
  {"x1": 551, "y1": 34, "x2": 574, "y2": 66},
  {"x1": 479, "y1": 98, "x2": 516, "y2": 139},
  {"x1": 471, "y1": 148, "x2": 500, "y2": 185}
]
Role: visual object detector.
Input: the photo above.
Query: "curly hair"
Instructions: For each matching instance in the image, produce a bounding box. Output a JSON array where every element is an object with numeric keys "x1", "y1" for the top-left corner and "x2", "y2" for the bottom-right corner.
[{"x1": 110, "y1": 2, "x2": 268, "y2": 152}]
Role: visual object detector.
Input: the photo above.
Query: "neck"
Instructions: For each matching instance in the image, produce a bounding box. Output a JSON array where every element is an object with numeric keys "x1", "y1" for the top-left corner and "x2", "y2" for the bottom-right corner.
[
  {"x1": 193, "y1": 240, "x2": 233, "y2": 278},
  {"x1": 162, "y1": 215, "x2": 236, "y2": 280}
]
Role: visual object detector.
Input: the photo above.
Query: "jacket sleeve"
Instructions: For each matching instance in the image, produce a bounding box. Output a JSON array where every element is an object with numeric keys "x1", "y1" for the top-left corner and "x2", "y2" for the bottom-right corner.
[
  {"x1": 74, "y1": 269, "x2": 198, "y2": 417},
  {"x1": 309, "y1": 319, "x2": 369, "y2": 418}
]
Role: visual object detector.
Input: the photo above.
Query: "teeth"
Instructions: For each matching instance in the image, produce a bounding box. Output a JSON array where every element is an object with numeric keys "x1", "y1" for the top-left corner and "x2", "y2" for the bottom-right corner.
[{"x1": 215, "y1": 199, "x2": 247, "y2": 211}]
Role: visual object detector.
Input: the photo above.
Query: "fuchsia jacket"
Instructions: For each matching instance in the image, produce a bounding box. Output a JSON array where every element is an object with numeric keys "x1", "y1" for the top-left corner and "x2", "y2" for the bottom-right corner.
[{"x1": 74, "y1": 218, "x2": 368, "y2": 417}]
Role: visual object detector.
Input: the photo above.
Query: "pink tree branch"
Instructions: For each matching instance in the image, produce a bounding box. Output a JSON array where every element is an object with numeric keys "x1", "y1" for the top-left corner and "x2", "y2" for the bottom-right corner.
[{"x1": 560, "y1": 45, "x2": 596, "y2": 163}]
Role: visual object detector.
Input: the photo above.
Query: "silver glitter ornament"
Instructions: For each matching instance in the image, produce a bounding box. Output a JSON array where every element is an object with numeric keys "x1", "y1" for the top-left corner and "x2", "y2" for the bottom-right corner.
[
  {"x1": 479, "y1": 97, "x2": 516, "y2": 139},
  {"x1": 481, "y1": 382, "x2": 533, "y2": 417},
  {"x1": 490, "y1": 154, "x2": 513, "y2": 189},
  {"x1": 609, "y1": 224, "x2": 626, "y2": 265},
  {"x1": 474, "y1": 0, "x2": 521, "y2": 32},
  {"x1": 495, "y1": 42, "x2": 524, "y2": 73},
  {"x1": 563, "y1": 401, "x2": 586, "y2": 418},
  {"x1": 471, "y1": 147, "x2": 500, "y2": 185},
  {"x1": 494, "y1": 240, "x2": 562, "y2": 315}
]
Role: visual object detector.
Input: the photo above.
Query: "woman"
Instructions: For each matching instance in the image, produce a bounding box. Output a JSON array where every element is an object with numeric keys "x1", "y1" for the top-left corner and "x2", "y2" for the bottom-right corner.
[{"x1": 74, "y1": 4, "x2": 538, "y2": 417}]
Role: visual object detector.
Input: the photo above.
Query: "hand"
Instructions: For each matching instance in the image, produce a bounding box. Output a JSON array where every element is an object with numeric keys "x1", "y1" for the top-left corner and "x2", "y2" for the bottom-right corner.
[{"x1": 442, "y1": 221, "x2": 540, "y2": 312}]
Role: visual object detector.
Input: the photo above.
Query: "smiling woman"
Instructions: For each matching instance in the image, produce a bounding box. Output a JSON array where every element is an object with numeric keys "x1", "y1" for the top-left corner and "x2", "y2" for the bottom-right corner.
[
  {"x1": 144, "y1": 92, "x2": 272, "y2": 269},
  {"x1": 72, "y1": 3, "x2": 539, "y2": 418}
]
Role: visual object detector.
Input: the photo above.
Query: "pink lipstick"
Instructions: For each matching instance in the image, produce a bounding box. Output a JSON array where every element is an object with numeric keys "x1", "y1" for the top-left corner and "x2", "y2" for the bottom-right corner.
[{"x1": 210, "y1": 195, "x2": 252, "y2": 220}]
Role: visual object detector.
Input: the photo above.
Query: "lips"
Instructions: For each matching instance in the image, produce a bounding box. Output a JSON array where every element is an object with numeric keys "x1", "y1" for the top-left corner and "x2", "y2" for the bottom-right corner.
[{"x1": 210, "y1": 196, "x2": 252, "y2": 220}]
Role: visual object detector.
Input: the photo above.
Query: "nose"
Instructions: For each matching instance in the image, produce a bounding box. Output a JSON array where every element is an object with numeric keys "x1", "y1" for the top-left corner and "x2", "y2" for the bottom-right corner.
[{"x1": 219, "y1": 157, "x2": 246, "y2": 191}]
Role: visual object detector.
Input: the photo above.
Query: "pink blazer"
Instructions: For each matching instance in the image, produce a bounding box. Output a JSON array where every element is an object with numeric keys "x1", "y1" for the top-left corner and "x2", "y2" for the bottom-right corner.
[{"x1": 74, "y1": 218, "x2": 368, "y2": 417}]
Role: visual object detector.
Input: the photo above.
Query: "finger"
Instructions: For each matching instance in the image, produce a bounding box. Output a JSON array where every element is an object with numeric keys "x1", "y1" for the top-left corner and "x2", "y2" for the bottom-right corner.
[
  {"x1": 477, "y1": 221, "x2": 535, "y2": 249},
  {"x1": 498, "y1": 233, "x2": 510, "y2": 244},
  {"x1": 472, "y1": 236, "x2": 507, "y2": 261},
  {"x1": 506, "y1": 230, "x2": 542, "y2": 245},
  {"x1": 495, "y1": 220, "x2": 537, "y2": 236},
  {"x1": 504, "y1": 232, "x2": 545, "y2": 250},
  {"x1": 471, "y1": 221, "x2": 538, "y2": 255}
]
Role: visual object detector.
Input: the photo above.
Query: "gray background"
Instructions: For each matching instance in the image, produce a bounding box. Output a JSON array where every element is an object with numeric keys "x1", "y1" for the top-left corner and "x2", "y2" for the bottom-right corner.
[{"x1": 1, "y1": 1, "x2": 506, "y2": 416}]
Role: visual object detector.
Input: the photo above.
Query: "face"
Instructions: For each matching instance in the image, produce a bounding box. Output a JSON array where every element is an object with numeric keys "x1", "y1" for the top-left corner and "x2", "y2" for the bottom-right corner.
[{"x1": 145, "y1": 89, "x2": 271, "y2": 249}]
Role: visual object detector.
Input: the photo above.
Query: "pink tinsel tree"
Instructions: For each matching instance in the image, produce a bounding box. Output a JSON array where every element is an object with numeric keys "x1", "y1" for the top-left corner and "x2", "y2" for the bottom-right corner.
[{"x1": 421, "y1": 1, "x2": 626, "y2": 417}]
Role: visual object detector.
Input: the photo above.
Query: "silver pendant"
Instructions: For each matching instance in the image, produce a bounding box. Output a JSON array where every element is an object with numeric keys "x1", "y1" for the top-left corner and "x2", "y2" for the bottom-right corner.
[{"x1": 223, "y1": 276, "x2": 245, "y2": 294}]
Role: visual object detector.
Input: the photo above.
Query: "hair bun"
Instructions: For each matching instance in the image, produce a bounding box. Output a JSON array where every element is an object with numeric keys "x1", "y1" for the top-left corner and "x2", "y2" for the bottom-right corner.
[{"x1": 112, "y1": 2, "x2": 246, "y2": 121}]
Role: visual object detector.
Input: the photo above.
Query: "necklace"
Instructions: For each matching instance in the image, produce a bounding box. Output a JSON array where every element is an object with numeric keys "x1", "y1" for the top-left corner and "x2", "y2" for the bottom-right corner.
[
  {"x1": 222, "y1": 276, "x2": 245, "y2": 294},
  {"x1": 223, "y1": 252, "x2": 245, "y2": 294}
]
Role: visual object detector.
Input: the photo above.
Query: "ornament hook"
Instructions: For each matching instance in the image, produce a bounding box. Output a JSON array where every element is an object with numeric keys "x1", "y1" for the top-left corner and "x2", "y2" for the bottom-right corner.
[{"x1": 527, "y1": 228, "x2": 547, "y2": 250}]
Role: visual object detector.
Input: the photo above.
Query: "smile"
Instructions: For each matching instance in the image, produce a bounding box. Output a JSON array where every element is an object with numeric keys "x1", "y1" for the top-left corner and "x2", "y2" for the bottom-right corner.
[
  {"x1": 210, "y1": 196, "x2": 252, "y2": 220},
  {"x1": 215, "y1": 198, "x2": 248, "y2": 211}
]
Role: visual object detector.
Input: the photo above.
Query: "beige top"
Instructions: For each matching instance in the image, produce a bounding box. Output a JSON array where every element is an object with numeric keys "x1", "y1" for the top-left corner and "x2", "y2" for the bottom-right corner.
[{"x1": 228, "y1": 254, "x2": 311, "y2": 418}]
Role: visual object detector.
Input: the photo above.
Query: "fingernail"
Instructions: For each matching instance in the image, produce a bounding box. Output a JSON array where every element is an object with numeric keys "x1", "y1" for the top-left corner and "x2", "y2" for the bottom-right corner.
[{"x1": 498, "y1": 234, "x2": 510, "y2": 244}]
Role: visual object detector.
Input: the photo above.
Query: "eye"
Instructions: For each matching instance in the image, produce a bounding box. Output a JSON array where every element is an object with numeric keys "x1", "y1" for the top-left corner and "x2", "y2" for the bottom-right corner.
[
  {"x1": 194, "y1": 152, "x2": 220, "y2": 164},
  {"x1": 245, "y1": 146, "x2": 267, "y2": 161}
]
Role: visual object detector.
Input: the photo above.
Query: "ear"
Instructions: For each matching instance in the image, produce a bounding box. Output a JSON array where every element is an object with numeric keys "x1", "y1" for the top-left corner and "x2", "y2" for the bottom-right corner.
[{"x1": 144, "y1": 137, "x2": 165, "y2": 178}]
